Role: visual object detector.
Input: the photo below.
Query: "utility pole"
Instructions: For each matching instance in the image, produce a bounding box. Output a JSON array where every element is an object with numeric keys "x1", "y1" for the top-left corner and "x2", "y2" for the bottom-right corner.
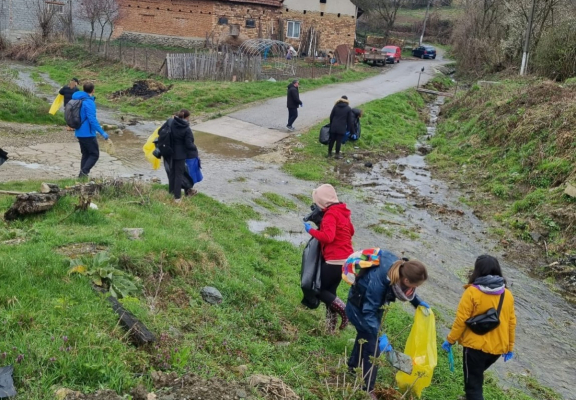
[
  {"x1": 520, "y1": 0, "x2": 537, "y2": 76},
  {"x1": 419, "y1": 0, "x2": 432, "y2": 46}
]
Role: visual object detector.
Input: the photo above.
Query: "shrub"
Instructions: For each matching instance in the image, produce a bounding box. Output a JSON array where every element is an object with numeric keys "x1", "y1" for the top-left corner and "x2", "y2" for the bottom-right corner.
[{"x1": 534, "y1": 20, "x2": 576, "y2": 81}]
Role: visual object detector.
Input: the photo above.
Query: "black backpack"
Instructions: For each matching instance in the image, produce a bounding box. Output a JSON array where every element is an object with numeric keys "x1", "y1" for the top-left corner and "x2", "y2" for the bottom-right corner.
[
  {"x1": 64, "y1": 99, "x2": 85, "y2": 129},
  {"x1": 156, "y1": 118, "x2": 174, "y2": 158}
]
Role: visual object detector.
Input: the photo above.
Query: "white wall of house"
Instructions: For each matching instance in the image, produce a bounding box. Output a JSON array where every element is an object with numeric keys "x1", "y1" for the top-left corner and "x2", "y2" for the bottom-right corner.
[
  {"x1": 282, "y1": 0, "x2": 357, "y2": 16},
  {"x1": 0, "y1": 0, "x2": 109, "y2": 42}
]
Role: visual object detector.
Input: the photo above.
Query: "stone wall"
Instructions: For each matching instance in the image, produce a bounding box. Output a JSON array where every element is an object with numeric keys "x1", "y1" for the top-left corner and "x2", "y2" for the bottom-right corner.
[
  {"x1": 116, "y1": 31, "x2": 205, "y2": 48},
  {"x1": 115, "y1": 0, "x2": 280, "y2": 43},
  {"x1": 282, "y1": 9, "x2": 356, "y2": 52}
]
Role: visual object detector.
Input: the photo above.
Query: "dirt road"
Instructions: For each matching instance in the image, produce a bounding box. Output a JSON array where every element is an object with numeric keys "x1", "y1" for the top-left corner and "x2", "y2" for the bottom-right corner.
[{"x1": 1, "y1": 62, "x2": 574, "y2": 399}]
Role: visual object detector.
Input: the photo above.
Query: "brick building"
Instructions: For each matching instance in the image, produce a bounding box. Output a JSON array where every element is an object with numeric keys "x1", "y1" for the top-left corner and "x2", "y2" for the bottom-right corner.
[
  {"x1": 114, "y1": 0, "x2": 284, "y2": 47},
  {"x1": 114, "y1": 0, "x2": 359, "y2": 52},
  {"x1": 281, "y1": 0, "x2": 358, "y2": 51}
]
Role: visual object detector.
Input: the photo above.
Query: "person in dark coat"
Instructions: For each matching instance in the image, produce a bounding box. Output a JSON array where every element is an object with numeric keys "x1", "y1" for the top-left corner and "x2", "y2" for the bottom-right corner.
[
  {"x1": 159, "y1": 109, "x2": 198, "y2": 202},
  {"x1": 59, "y1": 78, "x2": 79, "y2": 130},
  {"x1": 286, "y1": 79, "x2": 303, "y2": 131},
  {"x1": 328, "y1": 96, "x2": 355, "y2": 158},
  {"x1": 345, "y1": 250, "x2": 431, "y2": 398}
]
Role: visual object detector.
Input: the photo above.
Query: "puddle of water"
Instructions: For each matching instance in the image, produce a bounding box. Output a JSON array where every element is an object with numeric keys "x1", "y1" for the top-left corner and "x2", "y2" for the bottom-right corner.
[
  {"x1": 7, "y1": 160, "x2": 58, "y2": 170},
  {"x1": 247, "y1": 220, "x2": 306, "y2": 246}
]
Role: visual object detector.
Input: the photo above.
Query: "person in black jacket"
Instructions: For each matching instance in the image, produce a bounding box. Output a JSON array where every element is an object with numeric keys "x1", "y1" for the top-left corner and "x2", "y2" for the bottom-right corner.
[
  {"x1": 59, "y1": 78, "x2": 79, "y2": 131},
  {"x1": 286, "y1": 79, "x2": 303, "y2": 131},
  {"x1": 160, "y1": 109, "x2": 198, "y2": 202},
  {"x1": 328, "y1": 96, "x2": 355, "y2": 159}
]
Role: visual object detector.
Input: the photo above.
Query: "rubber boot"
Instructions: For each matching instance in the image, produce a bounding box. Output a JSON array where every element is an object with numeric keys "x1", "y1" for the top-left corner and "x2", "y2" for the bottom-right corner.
[
  {"x1": 329, "y1": 297, "x2": 349, "y2": 330},
  {"x1": 325, "y1": 305, "x2": 338, "y2": 334}
]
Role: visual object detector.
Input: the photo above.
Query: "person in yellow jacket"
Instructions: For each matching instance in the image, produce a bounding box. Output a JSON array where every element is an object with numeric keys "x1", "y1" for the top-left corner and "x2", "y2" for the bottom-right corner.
[{"x1": 442, "y1": 255, "x2": 516, "y2": 400}]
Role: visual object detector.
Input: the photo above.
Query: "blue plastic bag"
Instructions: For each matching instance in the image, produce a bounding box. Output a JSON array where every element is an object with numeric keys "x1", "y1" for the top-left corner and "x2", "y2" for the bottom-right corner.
[{"x1": 185, "y1": 158, "x2": 203, "y2": 184}]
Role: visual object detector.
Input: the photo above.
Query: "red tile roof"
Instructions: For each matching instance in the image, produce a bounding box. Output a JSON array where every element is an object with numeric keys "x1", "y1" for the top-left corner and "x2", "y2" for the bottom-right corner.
[{"x1": 226, "y1": 0, "x2": 283, "y2": 7}]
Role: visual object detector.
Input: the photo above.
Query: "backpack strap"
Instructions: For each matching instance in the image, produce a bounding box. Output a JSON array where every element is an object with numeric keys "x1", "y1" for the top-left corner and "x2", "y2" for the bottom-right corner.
[{"x1": 496, "y1": 291, "x2": 505, "y2": 317}]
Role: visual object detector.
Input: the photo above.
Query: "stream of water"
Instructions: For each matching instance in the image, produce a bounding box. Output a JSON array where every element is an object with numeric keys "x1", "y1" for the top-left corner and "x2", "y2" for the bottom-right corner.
[{"x1": 2, "y1": 63, "x2": 575, "y2": 399}]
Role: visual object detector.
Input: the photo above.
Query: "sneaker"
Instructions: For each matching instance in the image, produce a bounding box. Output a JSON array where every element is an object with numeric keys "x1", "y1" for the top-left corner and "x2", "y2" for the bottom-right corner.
[
  {"x1": 335, "y1": 154, "x2": 343, "y2": 159},
  {"x1": 326, "y1": 153, "x2": 333, "y2": 158},
  {"x1": 286, "y1": 125, "x2": 295, "y2": 132},
  {"x1": 185, "y1": 189, "x2": 198, "y2": 197},
  {"x1": 78, "y1": 172, "x2": 89, "y2": 179},
  {"x1": 174, "y1": 198, "x2": 182, "y2": 204}
]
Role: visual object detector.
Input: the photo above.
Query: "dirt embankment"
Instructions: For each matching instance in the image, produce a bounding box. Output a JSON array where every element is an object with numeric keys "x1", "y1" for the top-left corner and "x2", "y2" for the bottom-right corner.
[{"x1": 431, "y1": 78, "x2": 576, "y2": 300}]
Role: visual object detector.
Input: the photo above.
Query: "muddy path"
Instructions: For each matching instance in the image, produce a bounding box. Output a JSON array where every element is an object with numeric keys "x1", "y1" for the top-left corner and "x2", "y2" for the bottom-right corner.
[{"x1": 1, "y1": 64, "x2": 575, "y2": 399}]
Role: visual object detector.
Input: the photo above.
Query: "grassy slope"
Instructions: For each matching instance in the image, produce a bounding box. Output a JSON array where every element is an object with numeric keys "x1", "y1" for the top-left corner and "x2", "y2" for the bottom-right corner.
[
  {"x1": 428, "y1": 79, "x2": 576, "y2": 252},
  {"x1": 36, "y1": 46, "x2": 376, "y2": 120},
  {"x1": 283, "y1": 88, "x2": 427, "y2": 182},
  {"x1": 0, "y1": 180, "x2": 536, "y2": 400},
  {"x1": 0, "y1": 75, "x2": 64, "y2": 125}
]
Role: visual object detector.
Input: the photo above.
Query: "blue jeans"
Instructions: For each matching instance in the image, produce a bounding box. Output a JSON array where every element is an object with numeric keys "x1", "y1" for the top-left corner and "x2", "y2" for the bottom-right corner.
[{"x1": 348, "y1": 330, "x2": 380, "y2": 392}]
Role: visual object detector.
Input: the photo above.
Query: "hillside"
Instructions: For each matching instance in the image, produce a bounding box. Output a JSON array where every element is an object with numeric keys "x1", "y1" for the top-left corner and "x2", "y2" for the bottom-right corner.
[{"x1": 428, "y1": 78, "x2": 576, "y2": 298}]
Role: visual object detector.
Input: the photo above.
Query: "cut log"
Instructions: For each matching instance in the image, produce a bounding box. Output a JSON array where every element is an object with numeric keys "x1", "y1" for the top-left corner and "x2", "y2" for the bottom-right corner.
[
  {"x1": 107, "y1": 296, "x2": 156, "y2": 346},
  {"x1": 4, "y1": 192, "x2": 60, "y2": 221}
]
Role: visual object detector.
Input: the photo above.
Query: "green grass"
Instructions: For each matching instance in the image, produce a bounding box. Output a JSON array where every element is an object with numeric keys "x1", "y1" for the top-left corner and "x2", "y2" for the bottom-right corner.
[
  {"x1": 395, "y1": 5, "x2": 464, "y2": 26},
  {"x1": 0, "y1": 76, "x2": 64, "y2": 124},
  {"x1": 0, "y1": 179, "x2": 553, "y2": 399},
  {"x1": 35, "y1": 45, "x2": 377, "y2": 120},
  {"x1": 283, "y1": 88, "x2": 426, "y2": 182},
  {"x1": 428, "y1": 77, "x2": 576, "y2": 252},
  {"x1": 262, "y1": 192, "x2": 298, "y2": 211},
  {"x1": 263, "y1": 226, "x2": 283, "y2": 237}
]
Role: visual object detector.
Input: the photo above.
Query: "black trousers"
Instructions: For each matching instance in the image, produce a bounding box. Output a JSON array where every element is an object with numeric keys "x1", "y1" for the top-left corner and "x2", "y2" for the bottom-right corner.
[
  {"x1": 164, "y1": 158, "x2": 194, "y2": 193},
  {"x1": 167, "y1": 158, "x2": 186, "y2": 199},
  {"x1": 328, "y1": 133, "x2": 344, "y2": 155},
  {"x1": 287, "y1": 108, "x2": 298, "y2": 127},
  {"x1": 78, "y1": 137, "x2": 100, "y2": 175},
  {"x1": 318, "y1": 261, "x2": 342, "y2": 305},
  {"x1": 463, "y1": 347, "x2": 500, "y2": 400},
  {"x1": 348, "y1": 330, "x2": 380, "y2": 392}
]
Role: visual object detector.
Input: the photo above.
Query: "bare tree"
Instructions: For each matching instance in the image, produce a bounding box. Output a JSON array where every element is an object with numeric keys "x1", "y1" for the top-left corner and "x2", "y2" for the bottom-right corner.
[
  {"x1": 102, "y1": 0, "x2": 122, "y2": 56},
  {"x1": 59, "y1": 0, "x2": 75, "y2": 42},
  {"x1": 79, "y1": 0, "x2": 104, "y2": 50},
  {"x1": 353, "y1": 0, "x2": 407, "y2": 39},
  {"x1": 29, "y1": 0, "x2": 58, "y2": 40}
]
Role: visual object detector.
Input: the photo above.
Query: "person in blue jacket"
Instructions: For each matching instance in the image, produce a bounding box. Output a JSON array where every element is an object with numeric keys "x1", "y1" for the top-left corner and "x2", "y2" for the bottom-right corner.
[
  {"x1": 72, "y1": 82, "x2": 109, "y2": 178},
  {"x1": 345, "y1": 249, "x2": 430, "y2": 398}
]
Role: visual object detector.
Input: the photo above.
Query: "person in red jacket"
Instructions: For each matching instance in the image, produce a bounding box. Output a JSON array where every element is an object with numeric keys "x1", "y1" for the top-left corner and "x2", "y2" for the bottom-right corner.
[{"x1": 304, "y1": 184, "x2": 355, "y2": 333}]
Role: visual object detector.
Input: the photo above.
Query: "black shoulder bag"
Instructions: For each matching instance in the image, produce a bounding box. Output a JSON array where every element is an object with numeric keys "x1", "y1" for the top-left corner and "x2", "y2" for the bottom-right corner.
[{"x1": 465, "y1": 291, "x2": 505, "y2": 335}]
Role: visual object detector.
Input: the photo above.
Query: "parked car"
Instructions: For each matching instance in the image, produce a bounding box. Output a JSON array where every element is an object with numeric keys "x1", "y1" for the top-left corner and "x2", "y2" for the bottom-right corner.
[
  {"x1": 412, "y1": 45, "x2": 436, "y2": 59},
  {"x1": 381, "y1": 46, "x2": 401, "y2": 63}
]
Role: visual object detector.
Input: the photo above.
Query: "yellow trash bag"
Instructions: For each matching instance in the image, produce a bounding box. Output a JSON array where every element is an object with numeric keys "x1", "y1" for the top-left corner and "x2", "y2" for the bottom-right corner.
[
  {"x1": 143, "y1": 127, "x2": 161, "y2": 170},
  {"x1": 49, "y1": 94, "x2": 64, "y2": 115},
  {"x1": 396, "y1": 307, "x2": 437, "y2": 398}
]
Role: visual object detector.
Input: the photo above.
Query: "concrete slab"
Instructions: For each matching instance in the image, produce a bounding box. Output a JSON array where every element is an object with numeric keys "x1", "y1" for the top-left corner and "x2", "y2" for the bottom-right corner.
[{"x1": 193, "y1": 116, "x2": 289, "y2": 148}]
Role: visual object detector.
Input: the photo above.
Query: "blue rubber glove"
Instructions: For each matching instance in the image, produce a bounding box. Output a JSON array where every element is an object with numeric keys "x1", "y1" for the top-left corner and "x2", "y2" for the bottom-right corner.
[
  {"x1": 441, "y1": 340, "x2": 452, "y2": 352},
  {"x1": 419, "y1": 301, "x2": 430, "y2": 309},
  {"x1": 378, "y1": 334, "x2": 393, "y2": 353},
  {"x1": 300, "y1": 102, "x2": 303, "y2": 108},
  {"x1": 502, "y1": 352, "x2": 513, "y2": 362},
  {"x1": 419, "y1": 300, "x2": 431, "y2": 316},
  {"x1": 101, "y1": 132, "x2": 109, "y2": 140},
  {"x1": 303, "y1": 222, "x2": 312, "y2": 233}
]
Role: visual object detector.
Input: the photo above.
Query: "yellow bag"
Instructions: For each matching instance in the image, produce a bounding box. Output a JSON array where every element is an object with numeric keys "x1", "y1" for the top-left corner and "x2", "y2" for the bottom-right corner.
[
  {"x1": 143, "y1": 128, "x2": 161, "y2": 170},
  {"x1": 49, "y1": 94, "x2": 64, "y2": 115},
  {"x1": 396, "y1": 307, "x2": 437, "y2": 398}
]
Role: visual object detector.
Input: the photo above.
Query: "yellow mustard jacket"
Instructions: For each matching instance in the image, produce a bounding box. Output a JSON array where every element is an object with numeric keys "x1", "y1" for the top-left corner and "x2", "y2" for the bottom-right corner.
[{"x1": 447, "y1": 285, "x2": 516, "y2": 355}]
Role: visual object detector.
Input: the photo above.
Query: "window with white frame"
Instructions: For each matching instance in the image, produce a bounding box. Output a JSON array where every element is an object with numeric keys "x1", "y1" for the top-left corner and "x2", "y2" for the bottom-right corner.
[
  {"x1": 46, "y1": 1, "x2": 65, "y2": 14},
  {"x1": 287, "y1": 21, "x2": 301, "y2": 39}
]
